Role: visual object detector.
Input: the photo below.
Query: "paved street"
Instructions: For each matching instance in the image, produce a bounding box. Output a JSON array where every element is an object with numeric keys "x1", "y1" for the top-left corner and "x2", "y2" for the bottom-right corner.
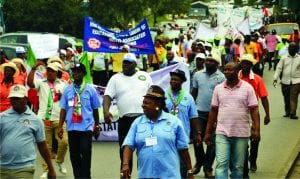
[{"x1": 34, "y1": 69, "x2": 300, "y2": 179}]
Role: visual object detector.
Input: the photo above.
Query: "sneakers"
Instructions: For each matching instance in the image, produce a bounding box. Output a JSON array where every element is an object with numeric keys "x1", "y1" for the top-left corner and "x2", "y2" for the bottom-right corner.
[
  {"x1": 57, "y1": 162, "x2": 67, "y2": 174},
  {"x1": 40, "y1": 172, "x2": 47, "y2": 179},
  {"x1": 250, "y1": 162, "x2": 257, "y2": 172}
]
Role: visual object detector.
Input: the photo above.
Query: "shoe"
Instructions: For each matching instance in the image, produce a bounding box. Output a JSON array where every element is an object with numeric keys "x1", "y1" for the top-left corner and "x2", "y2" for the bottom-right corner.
[
  {"x1": 204, "y1": 171, "x2": 215, "y2": 178},
  {"x1": 290, "y1": 115, "x2": 298, "y2": 119},
  {"x1": 283, "y1": 114, "x2": 290, "y2": 117},
  {"x1": 250, "y1": 162, "x2": 257, "y2": 172},
  {"x1": 191, "y1": 164, "x2": 201, "y2": 175},
  {"x1": 57, "y1": 162, "x2": 67, "y2": 174},
  {"x1": 40, "y1": 172, "x2": 47, "y2": 179}
]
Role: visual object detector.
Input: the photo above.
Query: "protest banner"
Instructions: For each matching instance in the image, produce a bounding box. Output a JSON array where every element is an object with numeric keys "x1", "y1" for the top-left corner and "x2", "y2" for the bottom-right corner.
[
  {"x1": 28, "y1": 34, "x2": 59, "y2": 59},
  {"x1": 94, "y1": 62, "x2": 189, "y2": 141},
  {"x1": 194, "y1": 22, "x2": 217, "y2": 41},
  {"x1": 84, "y1": 17, "x2": 155, "y2": 54}
]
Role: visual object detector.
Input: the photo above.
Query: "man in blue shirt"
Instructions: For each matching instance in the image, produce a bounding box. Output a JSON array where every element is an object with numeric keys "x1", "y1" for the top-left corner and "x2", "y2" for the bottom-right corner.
[
  {"x1": 191, "y1": 54, "x2": 225, "y2": 177},
  {"x1": 165, "y1": 69, "x2": 201, "y2": 178},
  {"x1": 0, "y1": 85, "x2": 56, "y2": 179},
  {"x1": 58, "y1": 63, "x2": 101, "y2": 178}
]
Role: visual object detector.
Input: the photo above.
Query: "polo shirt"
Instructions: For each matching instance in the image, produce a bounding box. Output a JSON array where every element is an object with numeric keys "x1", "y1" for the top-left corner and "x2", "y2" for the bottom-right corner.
[
  {"x1": 122, "y1": 111, "x2": 188, "y2": 178},
  {"x1": 211, "y1": 80, "x2": 258, "y2": 137},
  {"x1": 193, "y1": 69, "x2": 225, "y2": 112},
  {"x1": 165, "y1": 89, "x2": 198, "y2": 136},
  {"x1": 104, "y1": 71, "x2": 152, "y2": 117},
  {"x1": 244, "y1": 41, "x2": 258, "y2": 55},
  {"x1": 0, "y1": 107, "x2": 45, "y2": 169},
  {"x1": 111, "y1": 53, "x2": 126, "y2": 73},
  {"x1": 34, "y1": 78, "x2": 67, "y2": 121},
  {"x1": 60, "y1": 83, "x2": 101, "y2": 131},
  {"x1": 239, "y1": 70, "x2": 268, "y2": 99}
]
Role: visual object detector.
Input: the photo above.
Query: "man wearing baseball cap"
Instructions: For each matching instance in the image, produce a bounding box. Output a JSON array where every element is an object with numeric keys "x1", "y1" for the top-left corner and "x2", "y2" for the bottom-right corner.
[
  {"x1": 104, "y1": 53, "x2": 153, "y2": 173},
  {"x1": 0, "y1": 85, "x2": 56, "y2": 179},
  {"x1": 28, "y1": 61, "x2": 69, "y2": 178},
  {"x1": 58, "y1": 62, "x2": 101, "y2": 178}
]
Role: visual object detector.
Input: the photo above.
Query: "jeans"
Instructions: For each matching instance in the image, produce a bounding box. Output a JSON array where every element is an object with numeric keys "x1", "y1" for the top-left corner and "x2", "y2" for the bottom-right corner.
[
  {"x1": 118, "y1": 115, "x2": 140, "y2": 173},
  {"x1": 215, "y1": 134, "x2": 249, "y2": 179},
  {"x1": 281, "y1": 84, "x2": 291, "y2": 115},
  {"x1": 290, "y1": 83, "x2": 300, "y2": 116},
  {"x1": 42, "y1": 121, "x2": 68, "y2": 172},
  {"x1": 68, "y1": 131, "x2": 93, "y2": 179},
  {"x1": 193, "y1": 111, "x2": 215, "y2": 172}
]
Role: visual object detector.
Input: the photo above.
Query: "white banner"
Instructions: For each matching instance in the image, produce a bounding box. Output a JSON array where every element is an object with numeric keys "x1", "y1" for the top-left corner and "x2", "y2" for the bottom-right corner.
[
  {"x1": 194, "y1": 22, "x2": 218, "y2": 41},
  {"x1": 28, "y1": 34, "x2": 59, "y2": 59}
]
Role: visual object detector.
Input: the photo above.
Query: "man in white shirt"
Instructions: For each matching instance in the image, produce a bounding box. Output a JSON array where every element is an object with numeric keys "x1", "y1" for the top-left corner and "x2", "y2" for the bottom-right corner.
[
  {"x1": 103, "y1": 53, "x2": 153, "y2": 172},
  {"x1": 273, "y1": 42, "x2": 300, "y2": 119}
]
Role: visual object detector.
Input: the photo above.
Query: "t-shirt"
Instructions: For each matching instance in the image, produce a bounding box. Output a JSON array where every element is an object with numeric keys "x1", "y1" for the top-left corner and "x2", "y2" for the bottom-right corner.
[{"x1": 104, "y1": 71, "x2": 153, "y2": 117}]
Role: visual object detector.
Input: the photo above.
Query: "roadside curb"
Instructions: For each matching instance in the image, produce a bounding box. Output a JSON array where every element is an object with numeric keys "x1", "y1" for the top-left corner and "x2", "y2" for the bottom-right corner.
[{"x1": 277, "y1": 137, "x2": 300, "y2": 178}]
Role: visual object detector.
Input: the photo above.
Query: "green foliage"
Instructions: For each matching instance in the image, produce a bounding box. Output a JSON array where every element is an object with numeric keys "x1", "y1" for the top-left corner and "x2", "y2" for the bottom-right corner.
[
  {"x1": 234, "y1": 0, "x2": 243, "y2": 6},
  {"x1": 3, "y1": 0, "x2": 193, "y2": 38}
]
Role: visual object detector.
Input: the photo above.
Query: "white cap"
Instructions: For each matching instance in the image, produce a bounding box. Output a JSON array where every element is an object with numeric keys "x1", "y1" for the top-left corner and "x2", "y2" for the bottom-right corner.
[
  {"x1": 16, "y1": 46, "x2": 26, "y2": 54},
  {"x1": 121, "y1": 44, "x2": 130, "y2": 51},
  {"x1": 204, "y1": 42, "x2": 212, "y2": 48},
  {"x1": 8, "y1": 85, "x2": 28, "y2": 98},
  {"x1": 66, "y1": 47, "x2": 74, "y2": 54},
  {"x1": 195, "y1": 53, "x2": 206, "y2": 59},
  {"x1": 206, "y1": 52, "x2": 220, "y2": 64},
  {"x1": 60, "y1": 49, "x2": 66, "y2": 56},
  {"x1": 47, "y1": 63, "x2": 59, "y2": 72},
  {"x1": 123, "y1": 53, "x2": 137, "y2": 63}
]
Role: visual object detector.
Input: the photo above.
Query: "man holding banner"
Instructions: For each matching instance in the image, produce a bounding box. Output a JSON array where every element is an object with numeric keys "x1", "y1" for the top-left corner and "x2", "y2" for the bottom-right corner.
[{"x1": 103, "y1": 53, "x2": 152, "y2": 173}]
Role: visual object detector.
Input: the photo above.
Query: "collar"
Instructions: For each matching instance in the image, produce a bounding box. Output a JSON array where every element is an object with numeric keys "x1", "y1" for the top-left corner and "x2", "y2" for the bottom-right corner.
[
  {"x1": 7, "y1": 107, "x2": 32, "y2": 115},
  {"x1": 140, "y1": 111, "x2": 167, "y2": 124},
  {"x1": 223, "y1": 79, "x2": 242, "y2": 88},
  {"x1": 238, "y1": 70, "x2": 255, "y2": 80}
]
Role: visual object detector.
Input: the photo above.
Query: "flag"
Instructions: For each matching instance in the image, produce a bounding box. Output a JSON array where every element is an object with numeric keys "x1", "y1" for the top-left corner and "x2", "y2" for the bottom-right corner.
[
  {"x1": 80, "y1": 51, "x2": 93, "y2": 84},
  {"x1": 194, "y1": 23, "x2": 217, "y2": 41},
  {"x1": 237, "y1": 18, "x2": 251, "y2": 36},
  {"x1": 26, "y1": 44, "x2": 36, "y2": 68}
]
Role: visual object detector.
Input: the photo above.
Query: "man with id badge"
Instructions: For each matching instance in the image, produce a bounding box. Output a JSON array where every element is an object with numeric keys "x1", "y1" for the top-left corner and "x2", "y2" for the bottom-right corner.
[
  {"x1": 121, "y1": 85, "x2": 194, "y2": 179},
  {"x1": 58, "y1": 63, "x2": 101, "y2": 178},
  {"x1": 165, "y1": 69, "x2": 201, "y2": 178}
]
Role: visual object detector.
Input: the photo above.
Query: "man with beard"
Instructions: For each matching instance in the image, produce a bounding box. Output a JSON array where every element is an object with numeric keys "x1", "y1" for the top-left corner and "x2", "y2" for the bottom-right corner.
[
  {"x1": 103, "y1": 53, "x2": 153, "y2": 173},
  {"x1": 191, "y1": 54, "x2": 225, "y2": 177},
  {"x1": 204, "y1": 62, "x2": 260, "y2": 179}
]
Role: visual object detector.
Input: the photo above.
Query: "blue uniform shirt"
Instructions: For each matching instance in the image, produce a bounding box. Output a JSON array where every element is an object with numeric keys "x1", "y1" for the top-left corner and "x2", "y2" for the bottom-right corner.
[
  {"x1": 0, "y1": 107, "x2": 45, "y2": 169},
  {"x1": 193, "y1": 69, "x2": 225, "y2": 112},
  {"x1": 122, "y1": 111, "x2": 189, "y2": 178},
  {"x1": 60, "y1": 83, "x2": 101, "y2": 131},
  {"x1": 165, "y1": 89, "x2": 198, "y2": 136}
]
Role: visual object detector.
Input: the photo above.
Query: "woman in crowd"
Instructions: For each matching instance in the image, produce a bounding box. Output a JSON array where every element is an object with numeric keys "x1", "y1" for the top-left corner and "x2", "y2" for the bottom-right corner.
[{"x1": 121, "y1": 85, "x2": 194, "y2": 179}]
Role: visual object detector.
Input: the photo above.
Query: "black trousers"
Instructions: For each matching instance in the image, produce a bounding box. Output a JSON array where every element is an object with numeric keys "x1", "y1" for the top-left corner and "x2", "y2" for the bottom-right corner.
[
  {"x1": 118, "y1": 116, "x2": 140, "y2": 173},
  {"x1": 68, "y1": 131, "x2": 93, "y2": 179},
  {"x1": 281, "y1": 84, "x2": 291, "y2": 115}
]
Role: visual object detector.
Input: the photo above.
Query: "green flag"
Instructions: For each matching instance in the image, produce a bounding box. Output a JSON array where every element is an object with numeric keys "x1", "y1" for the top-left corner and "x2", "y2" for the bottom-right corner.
[
  {"x1": 26, "y1": 44, "x2": 36, "y2": 68},
  {"x1": 79, "y1": 51, "x2": 93, "y2": 84}
]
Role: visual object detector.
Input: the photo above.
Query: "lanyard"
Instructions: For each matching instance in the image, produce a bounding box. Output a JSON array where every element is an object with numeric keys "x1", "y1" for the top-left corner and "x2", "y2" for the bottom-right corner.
[
  {"x1": 167, "y1": 88, "x2": 184, "y2": 116},
  {"x1": 45, "y1": 82, "x2": 55, "y2": 120},
  {"x1": 72, "y1": 80, "x2": 86, "y2": 115}
]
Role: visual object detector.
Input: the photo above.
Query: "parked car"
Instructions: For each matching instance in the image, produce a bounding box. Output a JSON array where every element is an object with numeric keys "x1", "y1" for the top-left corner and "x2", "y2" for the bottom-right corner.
[
  {"x1": 0, "y1": 32, "x2": 77, "y2": 49},
  {"x1": 0, "y1": 43, "x2": 28, "y2": 60},
  {"x1": 266, "y1": 23, "x2": 299, "y2": 36}
]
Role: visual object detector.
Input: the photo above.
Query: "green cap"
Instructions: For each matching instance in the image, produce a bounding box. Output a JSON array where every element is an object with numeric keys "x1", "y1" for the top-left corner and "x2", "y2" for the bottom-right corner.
[
  {"x1": 166, "y1": 42, "x2": 172, "y2": 48},
  {"x1": 214, "y1": 36, "x2": 221, "y2": 41},
  {"x1": 225, "y1": 36, "x2": 232, "y2": 40},
  {"x1": 75, "y1": 42, "x2": 83, "y2": 47},
  {"x1": 207, "y1": 39, "x2": 214, "y2": 43}
]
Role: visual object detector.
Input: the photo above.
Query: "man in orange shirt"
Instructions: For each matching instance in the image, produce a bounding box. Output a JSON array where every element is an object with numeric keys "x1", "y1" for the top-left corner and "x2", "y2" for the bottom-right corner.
[{"x1": 238, "y1": 54, "x2": 270, "y2": 177}]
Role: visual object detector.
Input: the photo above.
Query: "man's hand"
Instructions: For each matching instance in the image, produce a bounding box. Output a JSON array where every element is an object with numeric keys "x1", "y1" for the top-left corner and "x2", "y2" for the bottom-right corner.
[
  {"x1": 264, "y1": 115, "x2": 270, "y2": 125},
  {"x1": 121, "y1": 164, "x2": 131, "y2": 179},
  {"x1": 104, "y1": 111, "x2": 113, "y2": 126},
  {"x1": 57, "y1": 127, "x2": 63, "y2": 139},
  {"x1": 204, "y1": 133, "x2": 213, "y2": 145},
  {"x1": 273, "y1": 80, "x2": 277, "y2": 88},
  {"x1": 93, "y1": 125, "x2": 101, "y2": 140},
  {"x1": 194, "y1": 133, "x2": 202, "y2": 146},
  {"x1": 251, "y1": 128, "x2": 260, "y2": 143}
]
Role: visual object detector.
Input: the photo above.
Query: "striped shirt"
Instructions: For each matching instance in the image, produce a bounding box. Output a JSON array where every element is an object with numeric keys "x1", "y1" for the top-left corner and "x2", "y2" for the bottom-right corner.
[{"x1": 211, "y1": 80, "x2": 258, "y2": 137}]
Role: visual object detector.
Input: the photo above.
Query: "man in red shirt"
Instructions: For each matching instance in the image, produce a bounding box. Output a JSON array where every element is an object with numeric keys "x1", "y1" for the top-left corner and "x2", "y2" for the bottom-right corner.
[
  {"x1": 238, "y1": 54, "x2": 270, "y2": 177},
  {"x1": 289, "y1": 27, "x2": 299, "y2": 52}
]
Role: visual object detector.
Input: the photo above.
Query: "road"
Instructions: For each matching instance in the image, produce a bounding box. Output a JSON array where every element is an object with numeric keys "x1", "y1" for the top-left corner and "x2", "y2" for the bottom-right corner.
[{"x1": 34, "y1": 69, "x2": 300, "y2": 179}]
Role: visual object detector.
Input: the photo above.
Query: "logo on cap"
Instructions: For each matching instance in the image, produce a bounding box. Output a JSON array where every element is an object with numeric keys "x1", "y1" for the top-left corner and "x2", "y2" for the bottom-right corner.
[{"x1": 13, "y1": 85, "x2": 20, "y2": 91}]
